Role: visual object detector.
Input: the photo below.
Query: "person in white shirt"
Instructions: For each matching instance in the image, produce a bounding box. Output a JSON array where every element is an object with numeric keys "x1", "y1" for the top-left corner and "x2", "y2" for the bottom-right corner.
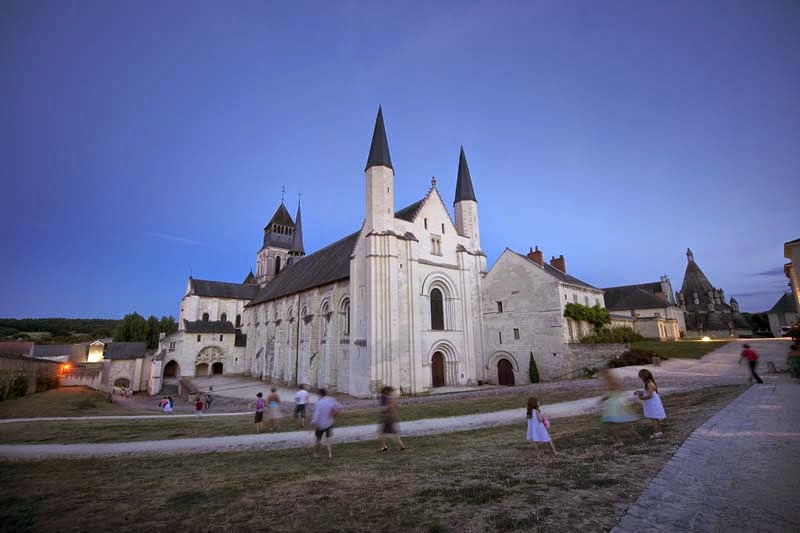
[
  {"x1": 294, "y1": 385, "x2": 310, "y2": 428},
  {"x1": 311, "y1": 389, "x2": 343, "y2": 459}
]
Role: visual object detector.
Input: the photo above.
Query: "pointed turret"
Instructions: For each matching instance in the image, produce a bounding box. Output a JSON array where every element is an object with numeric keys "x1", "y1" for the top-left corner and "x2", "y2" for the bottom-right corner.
[
  {"x1": 365, "y1": 106, "x2": 393, "y2": 171},
  {"x1": 454, "y1": 146, "x2": 477, "y2": 203},
  {"x1": 289, "y1": 202, "x2": 305, "y2": 256},
  {"x1": 687, "y1": 248, "x2": 694, "y2": 262}
]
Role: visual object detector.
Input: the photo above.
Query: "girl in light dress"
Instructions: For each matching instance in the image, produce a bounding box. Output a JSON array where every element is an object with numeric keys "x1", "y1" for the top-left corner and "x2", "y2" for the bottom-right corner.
[
  {"x1": 526, "y1": 397, "x2": 557, "y2": 455},
  {"x1": 635, "y1": 369, "x2": 666, "y2": 438},
  {"x1": 599, "y1": 369, "x2": 638, "y2": 447}
]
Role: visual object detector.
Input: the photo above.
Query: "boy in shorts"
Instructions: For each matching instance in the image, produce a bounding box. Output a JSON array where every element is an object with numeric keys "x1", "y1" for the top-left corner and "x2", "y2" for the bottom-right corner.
[{"x1": 311, "y1": 389, "x2": 342, "y2": 459}]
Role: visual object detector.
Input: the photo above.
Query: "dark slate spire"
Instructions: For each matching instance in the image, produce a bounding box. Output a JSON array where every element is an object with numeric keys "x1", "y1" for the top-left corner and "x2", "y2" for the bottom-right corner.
[
  {"x1": 289, "y1": 201, "x2": 305, "y2": 256},
  {"x1": 454, "y1": 145, "x2": 477, "y2": 203},
  {"x1": 365, "y1": 106, "x2": 393, "y2": 171},
  {"x1": 687, "y1": 248, "x2": 694, "y2": 262}
]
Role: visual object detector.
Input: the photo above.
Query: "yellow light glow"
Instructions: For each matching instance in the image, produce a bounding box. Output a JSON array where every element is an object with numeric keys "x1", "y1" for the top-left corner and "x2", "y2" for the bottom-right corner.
[
  {"x1": 701, "y1": 336, "x2": 711, "y2": 342},
  {"x1": 87, "y1": 354, "x2": 104, "y2": 363}
]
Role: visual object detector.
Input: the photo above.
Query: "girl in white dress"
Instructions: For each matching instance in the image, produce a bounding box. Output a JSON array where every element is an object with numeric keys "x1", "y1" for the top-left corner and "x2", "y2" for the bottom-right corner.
[
  {"x1": 635, "y1": 369, "x2": 666, "y2": 438},
  {"x1": 526, "y1": 397, "x2": 557, "y2": 454}
]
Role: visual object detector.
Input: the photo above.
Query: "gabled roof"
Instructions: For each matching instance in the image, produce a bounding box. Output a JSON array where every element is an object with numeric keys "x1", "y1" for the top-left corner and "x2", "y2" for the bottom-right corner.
[
  {"x1": 454, "y1": 146, "x2": 477, "y2": 203},
  {"x1": 603, "y1": 286, "x2": 671, "y2": 311},
  {"x1": 183, "y1": 320, "x2": 237, "y2": 334},
  {"x1": 394, "y1": 199, "x2": 424, "y2": 222},
  {"x1": 32, "y1": 343, "x2": 88, "y2": 360},
  {"x1": 248, "y1": 231, "x2": 360, "y2": 306},
  {"x1": 768, "y1": 292, "x2": 797, "y2": 315},
  {"x1": 189, "y1": 278, "x2": 260, "y2": 300},
  {"x1": 365, "y1": 106, "x2": 393, "y2": 171},
  {"x1": 243, "y1": 271, "x2": 257, "y2": 285},
  {"x1": 510, "y1": 250, "x2": 599, "y2": 290},
  {"x1": 104, "y1": 342, "x2": 147, "y2": 359}
]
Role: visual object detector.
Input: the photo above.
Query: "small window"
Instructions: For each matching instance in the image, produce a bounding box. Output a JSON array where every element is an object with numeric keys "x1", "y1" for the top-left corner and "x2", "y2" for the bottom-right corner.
[
  {"x1": 431, "y1": 236, "x2": 442, "y2": 256},
  {"x1": 441, "y1": 223, "x2": 445, "y2": 233},
  {"x1": 496, "y1": 301, "x2": 503, "y2": 313},
  {"x1": 424, "y1": 218, "x2": 428, "y2": 229},
  {"x1": 219, "y1": 335, "x2": 223, "y2": 341},
  {"x1": 220, "y1": 313, "x2": 227, "y2": 323},
  {"x1": 197, "y1": 335, "x2": 201, "y2": 342},
  {"x1": 202, "y1": 313, "x2": 209, "y2": 322},
  {"x1": 584, "y1": 296, "x2": 589, "y2": 306},
  {"x1": 168, "y1": 341, "x2": 175, "y2": 352},
  {"x1": 498, "y1": 331, "x2": 502, "y2": 344},
  {"x1": 513, "y1": 328, "x2": 520, "y2": 340},
  {"x1": 573, "y1": 294, "x2": 578, "y2": 303},
  {"x1": 236, "y1": 314, "x2": 242, "y2": 327}
]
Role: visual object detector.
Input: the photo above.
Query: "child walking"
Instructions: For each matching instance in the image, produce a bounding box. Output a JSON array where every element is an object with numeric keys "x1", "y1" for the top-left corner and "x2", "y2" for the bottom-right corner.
[
  {"x1": 526, "y1": 397, "x2": 557, "y2": 455},
  {"x1": 599, "y1": 369, "x2": 638, "y2": 447},
  {"x1": 635, "y1": 369, "x2": 666, "y2": 438}
]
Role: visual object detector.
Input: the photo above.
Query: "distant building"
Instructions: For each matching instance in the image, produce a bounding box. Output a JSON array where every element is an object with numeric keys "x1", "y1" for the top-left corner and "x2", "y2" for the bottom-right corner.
[
  {"x1": 675, "y1": 248, "x2": 749, "y2": 338},
  {"x1": 766, "y1": 293, "x2": 797, "y2": 337},
  {"x1": 603, "y1": 276, "x2": 685, "y2": 340},
  {"x1": 0, "y1": 341, "x2": 33, "y2": 357},
  {"x1": 785, "y1": 238, "x2": 800, "y2": 316}
]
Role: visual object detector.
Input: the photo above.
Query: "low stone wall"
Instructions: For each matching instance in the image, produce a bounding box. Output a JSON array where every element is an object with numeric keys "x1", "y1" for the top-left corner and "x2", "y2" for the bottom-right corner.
[
  {"x1": 61, "y1": 364, "x2": 105, "y2": 391},
  {"x1": 0, "y1": 354, "x2": 62, "y2": 398},
  {"x1": 564, "y1": 343, "x2": 629, "y2": 378}
]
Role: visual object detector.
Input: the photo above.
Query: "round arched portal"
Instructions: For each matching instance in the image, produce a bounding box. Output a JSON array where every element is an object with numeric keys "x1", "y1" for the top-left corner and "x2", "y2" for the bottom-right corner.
[
  {"x1": 431, "y1": 352, "x2": 445, "y2": 388},
  {"x1": 195, "y1": 363, "x2": 209, "y2": 377},
  {"x1": 212, "y1": 362, "x2": 224, "y2": 375},
  {"x1": 497, "y1": 358, "x2": 515, "y2": 386},
  {"x1": 163, "y1": 360, "x2": 179, "y2": 378},
  {"x1": 114, "y1": 377, "x2": 130, "y2": 388}
]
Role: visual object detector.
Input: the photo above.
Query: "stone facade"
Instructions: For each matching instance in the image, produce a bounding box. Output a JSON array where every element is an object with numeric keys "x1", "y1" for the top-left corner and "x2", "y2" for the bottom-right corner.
[{"x1": 785, "y1": 238, "x2": 800, "y2": 317}]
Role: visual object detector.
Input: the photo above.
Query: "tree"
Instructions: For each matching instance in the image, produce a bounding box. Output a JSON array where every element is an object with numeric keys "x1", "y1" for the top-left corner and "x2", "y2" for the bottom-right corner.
[
  {"x1": 159, "y1": 316, "x2": 178, "y2": 336},
  {"x1": 114, "y1": 312, "x2": 147, "y2": 342},
  {"x1": 145, "y1": 315, "x2": 160, "y2": 350},
  {"x1": 529, "y1": 352, "x2": 540, "y2": 384}
]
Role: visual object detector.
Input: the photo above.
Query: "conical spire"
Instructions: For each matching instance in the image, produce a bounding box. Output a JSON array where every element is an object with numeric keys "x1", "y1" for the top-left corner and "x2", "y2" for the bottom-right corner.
[
  {"x1": 365, "y1": 106, "x2": 393, "y2": 171},
  {"x1": 454, "y1": 145, "x2": 477, "y2": 203},
  {"x1": 289, "y1": 201, "x2": 305, "y2": 256},
  {"x1": 686, "y1": 248, "x2": 694, "y2": 262}
]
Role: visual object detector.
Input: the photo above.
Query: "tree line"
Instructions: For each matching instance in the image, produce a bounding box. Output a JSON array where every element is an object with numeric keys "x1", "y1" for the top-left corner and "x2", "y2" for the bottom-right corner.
[{"x1": 113, "y1": 313, "x2": 178, "y2": 349}]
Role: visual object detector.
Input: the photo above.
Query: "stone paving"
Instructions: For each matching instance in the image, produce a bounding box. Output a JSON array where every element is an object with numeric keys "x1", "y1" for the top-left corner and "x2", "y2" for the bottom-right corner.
[{"x1": 614, "y1": 372, "x2": 800, "y2": 532}]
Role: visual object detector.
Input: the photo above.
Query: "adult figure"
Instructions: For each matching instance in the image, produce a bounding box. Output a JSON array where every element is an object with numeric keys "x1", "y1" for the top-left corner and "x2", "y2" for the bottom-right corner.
[
  {"x1": 739, "y1": 343, "x2": 764, "y2": 384},
  {"x1": 311, "y1": 388, "x2": 343, "y2": 459},
  {"x1": 267, "y1": 387, "x2": 282, "y2": 431},
  {"x1": 294, "y1": 385, "x2": 309, "y2": 428},
  {"x1": 254, "y1": 392, "x2": 266, "y2": 433},
  {"x1": 204, "y1": 390, "x2": 214, "y2": 410},
  {"x1": 378, "y1": 386, "x2": 406, "y2": 452}
]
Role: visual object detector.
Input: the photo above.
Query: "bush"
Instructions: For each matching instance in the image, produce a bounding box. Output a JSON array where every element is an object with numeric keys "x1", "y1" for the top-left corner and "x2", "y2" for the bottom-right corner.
[
  {"x1": 9, "y1": 374, "x2": 29, "y2": 399},
  {"x1": 607, "y1": 349, "x2": 664, "y2": 368},
  {"x1": 581, "y1": 327, "x2": 643, "y2": 344},
  {"x1": 529, "y1": 352, "x2": 540, "y2": 384},
  {"x1": 564, "y1": 303, "x2": 611, "y2": 333},
  {"x1": 36, "y1": 376, "x2": 60, "y2": 392}
]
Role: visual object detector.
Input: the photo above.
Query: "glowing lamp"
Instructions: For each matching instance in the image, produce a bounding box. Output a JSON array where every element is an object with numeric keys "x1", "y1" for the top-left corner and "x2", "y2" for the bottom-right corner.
[{"x1": 701, "y1": 336, "x2": 711, "y2": 342}]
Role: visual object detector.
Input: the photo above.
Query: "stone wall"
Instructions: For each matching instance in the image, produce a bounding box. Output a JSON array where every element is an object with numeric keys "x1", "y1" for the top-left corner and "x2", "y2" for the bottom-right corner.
[
  {"x1": 0, "y1": 354, "x2": 62, "y2": 397},
  {"x1": 565, "y1": 343, "x2": 629, "y2": 378},
  {"x1": 61, "y1": 364, "x2": 104, "y2": 390}
]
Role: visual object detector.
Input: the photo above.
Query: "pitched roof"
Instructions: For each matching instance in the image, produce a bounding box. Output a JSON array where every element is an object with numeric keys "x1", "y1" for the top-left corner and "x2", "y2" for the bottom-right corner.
[
  {"x1": 248, "y1": 231, "x2": 360, "y2": 306},
  {"x1": 104, "y1": 342, "x2": 147, "y2": 359},
  {"x1": 511, "y1": 250, "x2": 599, "y2": 290},
  {"x1": 768, "y1": 293, "x2": 797, "y2": 315},
  {"x1": 680, "y1": 258, "x2": 715, "y2": 295},
  {"x1": 265, "y1": 202, "x2": 295, "y2": 228},
  {"x1": 394, "y1": 199, "x2": 424, "y2": 222},
  {"x1": 454, "y1": 146, "x2": 477, "y2": 203},
  {"x1": 0, "y1": 341, "x2": 33, "y2": 357},
  {"x1": 32, "y1": 343, "x2": 88, "y2": 360},
  {"x1": 290, "y1": 203, "x2": 305, "y2": 255},
  {"x1": 189, "y1": 278, "x2": 260, "y2": 300},
  {"x1": 604, "y1": 281, "x2": 663, "y2": 295},
  {"x1": 365, "y1": 106, "x2": 393, "y2": 171},
  {"x1": 243, "y1": 271, "x2": 257, "y2": 285},
  {"x1": 603, "y1": 286, "x2": 671, "y2": 311},
  {"x1": 183, "y1": 320, "x2": 237, "y2": 334},
  {"x1": 261, "y1": 203, "x2": 296, "y2": 250}
]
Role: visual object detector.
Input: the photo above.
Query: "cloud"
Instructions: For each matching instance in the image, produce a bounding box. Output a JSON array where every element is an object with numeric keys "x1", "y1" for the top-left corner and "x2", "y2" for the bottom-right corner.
[
  {"x1": 148, "y1": 232, "x2": 205, "y2": 246},
  {"x1": 753, "y1": 267, "x2": 786, "y2": 277}
]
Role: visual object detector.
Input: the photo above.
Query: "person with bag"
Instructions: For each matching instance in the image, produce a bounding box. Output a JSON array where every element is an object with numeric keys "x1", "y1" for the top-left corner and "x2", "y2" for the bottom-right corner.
[{"x1": 526, "y1": 396, "x2": 557, "y2": 455}]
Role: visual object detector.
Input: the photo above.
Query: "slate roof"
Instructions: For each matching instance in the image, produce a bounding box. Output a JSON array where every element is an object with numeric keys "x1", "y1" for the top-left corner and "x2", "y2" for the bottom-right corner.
[
  {"x1": 454, "y1": 146, "x2": 477, "y2": 203},
  {"x1": 768, "y1": 293, "x2": 797, "y2": 315},
  {"x1": 511, "y1": 250, "x2": 599, "y2": 290},
  {"x1": 32, "y1": 343, "x2": 88, "y2": 361},
  {"x1": 262, "y1": 203, "x2": 296, "y2": 250},
  {"x1": 248, "y1": 231, "x2": 360, "y2": 306},
  {"x1": 190, "y1": 278, "x2": 260, "y2": 300},
  {"x1": 680, "y1": 258, "x2": 715, "y2": 295},
  {"x1": 183, "y1": 320, "x2": 237, "y2": 334},
  {"x1": 394, "y1": 198, "x2": 424, "y2": 222},
  {"x1": 290, "y1": 203, "x2": 305, "y2": 255},
  {"x1": 603, "y1": 286, "x2": 671, "y2": 311},
  {"x1": 104, "y1": 342, "x2": 147, "y2": 359},
  {"x1": 0, "y1": 341, "x2": 33, "y2": 357},
  {"x1": 365, "y1": 106, "x2": 393, "y2": 171}
]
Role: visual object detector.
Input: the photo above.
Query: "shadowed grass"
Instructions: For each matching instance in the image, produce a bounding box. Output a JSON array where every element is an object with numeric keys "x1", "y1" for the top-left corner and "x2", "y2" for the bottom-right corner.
[
  {"x1": 0, "y1": 387, "x2": 151, "y2": 419},
  {"x1": 630, "y1": 340, "x2": 730, "y2": 359}
]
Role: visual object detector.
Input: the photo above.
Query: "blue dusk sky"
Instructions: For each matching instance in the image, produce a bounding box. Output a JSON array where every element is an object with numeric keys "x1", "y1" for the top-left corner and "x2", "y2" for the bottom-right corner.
[{"x1": 1, "y1": 0, "x2": 798, "y2": 319}]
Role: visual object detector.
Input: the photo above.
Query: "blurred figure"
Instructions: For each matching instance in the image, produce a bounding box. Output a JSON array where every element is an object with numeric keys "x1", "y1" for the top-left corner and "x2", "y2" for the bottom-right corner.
[
  {"x1": 599, "y1": 369, "x2": 637, "y2": 447},
  {"x1": 786, "y1": 345, "x2": 800, "y2": 378},
  {"x1": 294, "y1": 385, "x2": 309, "y2": 428},
  {"x1": 311, "y1": 388, "x2": 343, "y2": 460},
  {"x1": 739, "y1": 344, "x2": 764, "y2": 384},
  {"x1": 253, "y1": 392, "x2": 265, "y2": 433},
  {"x1": 267, "y1": 387, "x2": 281, "y2": 431},
  {"x1": 205, "y1": 387, "x2": 214, "y2": 410},
  {"x1": 195, "y1": 397, "x2": 204, "y2": 417},
  {"x1": 526, "y1": 396, "x2": 557, "y2": 455},
  {"x1": 378, "y1": 386, "x2": 406, "y2": 452},
  {"x1": 635, "y1": 369, "x2": 666, "y2": 438}
]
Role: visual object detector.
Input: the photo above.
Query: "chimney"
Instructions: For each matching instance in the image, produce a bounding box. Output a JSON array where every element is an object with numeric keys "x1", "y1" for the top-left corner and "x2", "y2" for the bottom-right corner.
[
  {"x1": 550, "y1": 254, "x2": 566, "y2": 273},
  {"x1": 527, "y1": 246, "x2": 544, "y2": 267}
]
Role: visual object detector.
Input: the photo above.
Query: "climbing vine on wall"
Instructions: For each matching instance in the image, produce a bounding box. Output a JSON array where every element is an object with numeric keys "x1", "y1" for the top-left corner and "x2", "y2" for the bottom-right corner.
[{"x1": 564, "y1": 303, "x2": 611, "y2": 333}]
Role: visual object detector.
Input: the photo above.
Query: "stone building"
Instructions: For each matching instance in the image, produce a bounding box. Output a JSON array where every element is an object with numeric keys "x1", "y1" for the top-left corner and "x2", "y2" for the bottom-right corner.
[
  {"x1": 676, "y1": 248, "x2": 749, "y2": 338},
  {"x1": 603, "y1": 276, "x2": 685, "y2": 340},
  {"x1": 766, "y1": 292, "x2": 797, "y2": 337},
  {"x1": 785, "y1": 238, "x2": 800, "y2": 316}
]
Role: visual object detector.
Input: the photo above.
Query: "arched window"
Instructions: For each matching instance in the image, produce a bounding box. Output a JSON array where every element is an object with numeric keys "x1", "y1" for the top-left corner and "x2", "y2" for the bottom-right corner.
[
  {"x1": 235, "y1": 314, "x2": 241, "y2": 327},
  {"x1": 220, "y1": 313, "x2": 227, "y2": 323},
  {"x1": 430, "y1": 288, "x2": 444, "y2": 330},
  {"x1": 300, "y1": 306, "x2": 309, "y2": 343},
  {"x1": 202, "y1": 312, "x2": 209, "y2": 322},
  {"x1": 340, "y1": 298, "x2": 350, "y2": 337},
  {"x1": 274, "y1": 256, "x2": 282, "y2": 275},
  {"x1": 320, "y1": 301, "x2": 330, "y2": 339}
]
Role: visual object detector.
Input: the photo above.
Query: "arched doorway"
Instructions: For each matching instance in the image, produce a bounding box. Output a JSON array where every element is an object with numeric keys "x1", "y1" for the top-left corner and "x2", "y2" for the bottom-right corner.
[
  {"x1": 163, "y1": 360, "x2": 179, "y2": 378},
  {"x1": 212, "y1": 362, "x2": 223, "y2": 375},
  {"x1": 114, "y1": 377, "x2": 130, "y2": 389},
  {"x1": 497, "y1": 358, "x2": 515, "y2": 386},
  {"x1": 431, "y1": 352, "x2": 445, "y2": 388},
  {"x1": 195, "y1": 363, "x2": 209, "y2": 377}
]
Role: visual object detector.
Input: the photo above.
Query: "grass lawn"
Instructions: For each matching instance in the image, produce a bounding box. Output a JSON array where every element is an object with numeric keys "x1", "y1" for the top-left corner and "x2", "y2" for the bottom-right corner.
[
  {"x1": 0, "y1": 385, "x2": 743, "y2": 532},
  {"x1": 630, "y1": 340, "x2": 730, "y2": 359},
  {"x1": 0, "y1": 387, "x2": 603, "y2": 444},
  {"x1": 0, "y1": 387, "x2": 151, "y2": 419}
]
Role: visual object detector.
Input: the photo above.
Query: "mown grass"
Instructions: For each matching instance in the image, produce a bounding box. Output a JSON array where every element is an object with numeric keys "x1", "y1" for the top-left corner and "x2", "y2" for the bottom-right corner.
[
  {"x1": 0, "y1": 387, "x2": 602, "y2": 444},
  {"x1": 0, "y1": 385, "x2": 744, "y2": 532},
  {"x1": 0, "y1": 387, "x2": 150, "y2": 419},
  {"x1": 630, "y1": 340, "x2": 731, "y2": 359}
]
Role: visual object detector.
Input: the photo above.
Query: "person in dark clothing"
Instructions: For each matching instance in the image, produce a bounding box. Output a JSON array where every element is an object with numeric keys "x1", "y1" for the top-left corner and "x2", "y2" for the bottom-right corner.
[{"x1": 739, "y1": 344, "x2": 764, "y2": 384}]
